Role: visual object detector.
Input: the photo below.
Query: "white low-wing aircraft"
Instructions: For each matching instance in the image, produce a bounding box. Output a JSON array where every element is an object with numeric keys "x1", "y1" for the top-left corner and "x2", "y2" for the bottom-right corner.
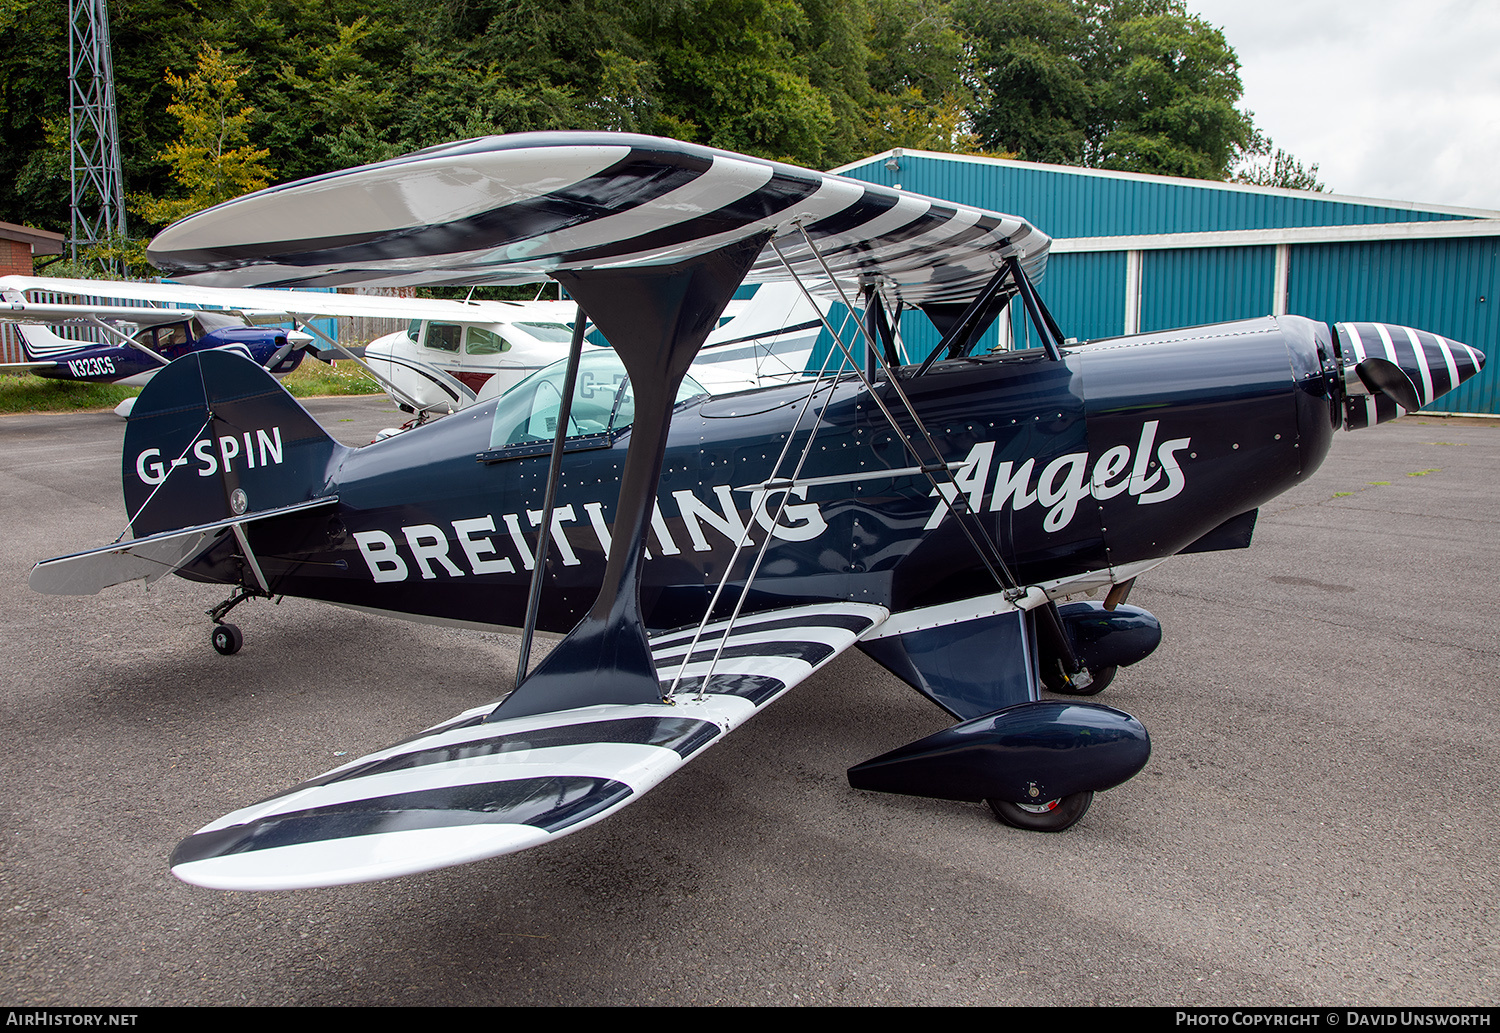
[
  {"x1": 1, "y1": 274, "x2": 830, "y2": 418},
  {"x1": 363, "y1": 281, "x2": 829, "y2": 414}
]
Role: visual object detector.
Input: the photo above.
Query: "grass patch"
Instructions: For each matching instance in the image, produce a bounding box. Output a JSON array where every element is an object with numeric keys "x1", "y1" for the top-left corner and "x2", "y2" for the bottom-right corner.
[
  {"x1": 278, "y1": 359, "x2": 383, "y2": 398},
  {"x1": 1407, "y1": 469, "x2": 1440, "y2": 477},
  {"x1": 0, "y1": 357, "x2": 383, "y2": 414},
  {"x1": 0, "y1": 373, "x2": 139, "y2": 414}
]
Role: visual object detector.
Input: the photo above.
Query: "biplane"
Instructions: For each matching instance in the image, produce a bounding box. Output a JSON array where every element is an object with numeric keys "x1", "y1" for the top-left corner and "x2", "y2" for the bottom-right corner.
[{"x1": 28, "y1": 132, "x2": 1486, "y2": 891}]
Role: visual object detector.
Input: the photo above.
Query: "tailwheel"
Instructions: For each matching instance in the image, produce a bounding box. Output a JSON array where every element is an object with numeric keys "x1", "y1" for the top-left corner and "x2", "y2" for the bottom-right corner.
[
  {"x1": 988, "y1": 791, "x2": 1093, "y2": 832},
  {"x1": 211, "y1": 623, "x2": 243, "y2": 656},
  {"x1": 1042, "y1": 661, "x2": 1116, "y2": 696}
]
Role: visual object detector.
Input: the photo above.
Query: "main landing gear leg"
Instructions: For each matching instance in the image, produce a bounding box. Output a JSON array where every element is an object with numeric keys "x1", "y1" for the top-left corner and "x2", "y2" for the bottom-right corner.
[{"x1": 206, "y1": 586, "x2": 270, "y2": 656}]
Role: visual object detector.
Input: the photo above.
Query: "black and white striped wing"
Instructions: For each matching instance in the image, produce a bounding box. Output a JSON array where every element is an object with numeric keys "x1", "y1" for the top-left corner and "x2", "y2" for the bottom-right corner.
[
  {"x1": 169, "y1": 602, "x2": 887, "y2": 891},
  {"x1": 146, "y1": 133, "x2": 1048, "y2": 309}
]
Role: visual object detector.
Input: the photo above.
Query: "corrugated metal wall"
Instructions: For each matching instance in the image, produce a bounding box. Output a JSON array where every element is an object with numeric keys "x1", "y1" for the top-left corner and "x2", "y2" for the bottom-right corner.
[
  {"x1": 833, "y1": 153, "x2": 1499, "y2": 414},
  {"x1": 1289, "y1": 237, "x2": 1500, "y2": 414},
  {"x1": 1140, "y1": 246, "x2": 1276, "y2": 331},
  {"x1": 839, "y1": 155, "x2": 1472, "y2": 240},
  {"x1": 1045, "y1": 251, "x2": 1129, "y2": 341}
]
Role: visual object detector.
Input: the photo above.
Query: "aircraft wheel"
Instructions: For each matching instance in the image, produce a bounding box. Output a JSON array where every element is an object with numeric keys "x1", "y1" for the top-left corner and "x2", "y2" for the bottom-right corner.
[
  {"x1": 988, "y1": 791, "x2": 1093, "y2": 832},
  {"x1": 211, "y1": 623, "x2": 243, "y2": 656},
  {"x1": 1043, "y1": 662, "x2": 1116, "y2": 696}
]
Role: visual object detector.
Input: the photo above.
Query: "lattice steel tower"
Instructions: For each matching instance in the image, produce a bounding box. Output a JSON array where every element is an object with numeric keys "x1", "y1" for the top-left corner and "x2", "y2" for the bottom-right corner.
[{"x1": 68, "y1": 0, "x2": 126, "y2": 261}]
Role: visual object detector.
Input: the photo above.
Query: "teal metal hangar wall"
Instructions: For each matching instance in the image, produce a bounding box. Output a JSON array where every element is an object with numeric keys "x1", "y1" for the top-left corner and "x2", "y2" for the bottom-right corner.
[{"x1": 832, "y1": 150, "x2": 1500, "y2": 416}]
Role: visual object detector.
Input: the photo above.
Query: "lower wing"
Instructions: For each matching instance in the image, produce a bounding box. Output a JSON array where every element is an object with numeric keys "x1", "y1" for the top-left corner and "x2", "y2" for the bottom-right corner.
[{"x1": 169, "y1": 601, "x2": 888, "y2": 890}]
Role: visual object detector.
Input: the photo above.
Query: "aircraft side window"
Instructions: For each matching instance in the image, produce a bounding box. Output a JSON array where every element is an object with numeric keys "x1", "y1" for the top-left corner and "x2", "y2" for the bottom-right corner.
[
  {"x1": 426, "y1": 323, "x2": 461, "y2": 352},
  {"x1": 525, "y1": 380, "x2": 576, "y2": 439},
  {"x1": 465, "y1": 327, "x2": 511, "y2": 355},
  {"x1": 156, "y1": 323, "x2": 188, "y2": 350},
  {"x1": 609, "y1": 379, "x2": 635, "y2": 432},
  {"x1": 406, "y1": 320, "x2": 421, "y2": 344},
  {"x1": 486, "y1": 351, "x2": 707, "y2": 454}
]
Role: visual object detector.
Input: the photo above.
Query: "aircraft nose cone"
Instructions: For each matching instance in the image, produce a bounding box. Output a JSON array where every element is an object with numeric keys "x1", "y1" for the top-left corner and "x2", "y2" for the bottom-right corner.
[{"x1": 1336, "y1": 322, "x2": 1486, "y2": 428}]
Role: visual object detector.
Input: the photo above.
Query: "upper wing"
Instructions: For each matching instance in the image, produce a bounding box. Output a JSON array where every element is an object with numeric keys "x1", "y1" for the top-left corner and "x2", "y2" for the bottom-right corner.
[
  {"x1": 144, "y1": 133, "x2": 1050, "y2": 309},
  {"x1": 169, "y1": 601, "x2": 888, "y2": 890}
]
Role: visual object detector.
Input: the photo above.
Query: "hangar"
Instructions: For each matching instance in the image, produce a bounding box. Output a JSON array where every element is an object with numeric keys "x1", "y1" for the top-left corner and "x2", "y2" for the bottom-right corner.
[{"x1": 832, "y1": 149, "x2": 1500, "y2": 416}]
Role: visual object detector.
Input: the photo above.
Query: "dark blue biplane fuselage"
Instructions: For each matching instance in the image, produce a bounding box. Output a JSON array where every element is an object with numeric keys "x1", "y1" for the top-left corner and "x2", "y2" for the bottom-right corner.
[{"x1": 124, "y1": 315, "x2": 1338, "y2": 637}]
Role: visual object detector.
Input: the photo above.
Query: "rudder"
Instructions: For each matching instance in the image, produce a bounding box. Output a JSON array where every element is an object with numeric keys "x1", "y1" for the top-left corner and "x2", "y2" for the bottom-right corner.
[{"x1": 122, "y1": 350, "x2": 343, "y2": 538}]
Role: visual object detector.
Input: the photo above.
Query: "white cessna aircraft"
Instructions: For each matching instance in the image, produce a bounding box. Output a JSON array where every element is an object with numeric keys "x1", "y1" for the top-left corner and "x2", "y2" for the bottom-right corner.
[{"x1": 2, "y1": 275, "x2": 832, "y2": 418}]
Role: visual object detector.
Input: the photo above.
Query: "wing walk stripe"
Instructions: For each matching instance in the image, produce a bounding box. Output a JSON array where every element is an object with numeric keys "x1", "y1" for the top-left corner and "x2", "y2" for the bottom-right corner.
[
  {"x1": 799, "y1": 189, "x2": 900, "y2": 237},
  {"x1": 172, "y1": 776, "x2": 633, "y2": 864},
  {"x1": 651, "y1": 640, "x2": 837, "y2": 669},
  {"x1": 171, "y1": 603, "x2": 889, "y2": 888},
  {"x1": 658, "y1": 673, "x2": 787, "y2": 705},
  {"x1": 797, "y1": 205, "x2": 965, "y2": 263},
  {"x1": 649, "y1": 611, "x2": 878, "y2": 649},
  {"x1": 249, "y1": 717, "x2": 720, "y2": 808}
]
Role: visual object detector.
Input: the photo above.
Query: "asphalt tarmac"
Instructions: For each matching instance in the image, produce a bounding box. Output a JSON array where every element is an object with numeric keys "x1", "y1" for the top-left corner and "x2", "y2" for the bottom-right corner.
[{"x1": 1, "y1": 394, "x2": 1495, "y2": 1007}]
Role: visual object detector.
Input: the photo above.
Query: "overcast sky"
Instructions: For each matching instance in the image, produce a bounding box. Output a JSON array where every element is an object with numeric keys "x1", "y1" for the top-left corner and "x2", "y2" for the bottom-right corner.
[{"x1": 1188, "y1": 0, "x2": 1500, "y2": 212}]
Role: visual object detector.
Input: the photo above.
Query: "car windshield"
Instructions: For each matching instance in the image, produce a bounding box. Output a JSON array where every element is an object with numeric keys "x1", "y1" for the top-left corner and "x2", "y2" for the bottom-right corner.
[{"x1": 488, "y1": 350, "x2": 707, "y2": 450}]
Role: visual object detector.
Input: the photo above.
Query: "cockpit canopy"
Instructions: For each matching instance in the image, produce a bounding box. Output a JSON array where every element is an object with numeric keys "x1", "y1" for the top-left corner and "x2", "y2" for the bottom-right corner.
[{"x1": 488, "y1": 350, "x2": 709, "y2": 451}]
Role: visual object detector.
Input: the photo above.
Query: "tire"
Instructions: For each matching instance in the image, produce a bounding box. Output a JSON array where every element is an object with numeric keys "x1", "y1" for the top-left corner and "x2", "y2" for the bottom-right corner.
[
  {"x1": 1042, "y1": 662, "x2": 1116, "y2": 696},
  {"x1": 988, "y1": 791, "x2": 1093, "y2": 832},
  {"x1": 211, "y1": 623, "x2": 243, "y2": 656}
]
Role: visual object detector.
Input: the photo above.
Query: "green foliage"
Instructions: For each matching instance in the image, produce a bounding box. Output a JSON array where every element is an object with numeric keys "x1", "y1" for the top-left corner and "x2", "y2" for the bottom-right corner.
[
  {"x1": 131, "y1": 45, "x2": 274, "y2": 230},
  {"x1": 1232, "y1": 130, "x2": 1327, "y2": 191},
  {"x1": 1088, "y1": 1, "x2": 1252, "y2": 179},
  {"x1": 954, "y1": 0, "x2": 1093, "y2": 165},
  {"x1": 278, "y1": 359, "x2": 383, "y2": 397},
  {"x1": 0, "y1": 372, "x2": 139, "y2": 414},
  {"x1": 0, "y1": 0, "x2": 1327, "y2": 240},
  {"x1": 866, "y1": 88, "x2": 985, "y2": 154},
  {"x1": 0, "y1": 360, "x2": 381, "y2": 415},
  {"x1": 956, "y1": 0, "x2": 1316, "y2": 183}
]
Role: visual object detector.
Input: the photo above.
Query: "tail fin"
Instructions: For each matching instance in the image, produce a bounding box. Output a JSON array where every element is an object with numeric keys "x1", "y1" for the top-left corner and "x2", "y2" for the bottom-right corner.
[
  {"x1": 122, "y1": 350, "x2": 344, "y2": 538},
  {"x1": 12, "y1": 322, "x2": 77, "y2": 361}
]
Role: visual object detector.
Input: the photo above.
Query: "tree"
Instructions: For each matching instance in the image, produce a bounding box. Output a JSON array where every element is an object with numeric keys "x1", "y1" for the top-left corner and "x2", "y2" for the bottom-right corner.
[
  {"x1": 954, "y1": 0, "x2": 1094, "y2": 165},
  {"x1": 131, "y1": 45, "x2": 273, "y2": 230},
  {"x1": 1085, "y1": 0, "x2": 1253, "y2": 179},
  {"x1": 957, "y1": 0, "x2": 1311, "y2": 183},
  {"x1": 1232, "y1": 129, "x2": 1326, "y2": 191}
]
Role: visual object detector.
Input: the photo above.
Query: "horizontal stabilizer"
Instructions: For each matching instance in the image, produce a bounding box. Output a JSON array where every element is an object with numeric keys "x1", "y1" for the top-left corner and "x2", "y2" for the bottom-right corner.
[
  {"x1": 170, "y1": 601, "x2": 887, "y2": 890},
  {"x1": 30, "y1": 496, "x2": 337, "y2": 596}
]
